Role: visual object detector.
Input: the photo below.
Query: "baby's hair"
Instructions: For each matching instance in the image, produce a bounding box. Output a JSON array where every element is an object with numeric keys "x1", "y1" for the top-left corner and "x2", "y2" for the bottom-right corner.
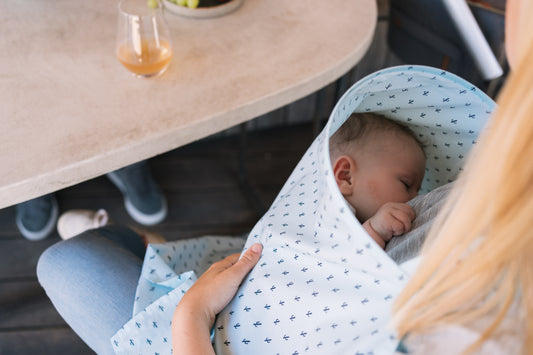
[{"x1": 329, "y1": 112, "x2": 424, "y2": 159}]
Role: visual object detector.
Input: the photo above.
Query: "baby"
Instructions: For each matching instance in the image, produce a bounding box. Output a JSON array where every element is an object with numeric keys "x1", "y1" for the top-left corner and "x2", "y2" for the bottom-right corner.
[{"x1": 329, "y1": 112, "x2": 426, "y2": 248}]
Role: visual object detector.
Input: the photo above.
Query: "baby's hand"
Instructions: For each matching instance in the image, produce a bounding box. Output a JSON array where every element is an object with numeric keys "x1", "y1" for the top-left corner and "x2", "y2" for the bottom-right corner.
[{"x1": 363, "y1": 202, "x2": 415, "y2": 248}]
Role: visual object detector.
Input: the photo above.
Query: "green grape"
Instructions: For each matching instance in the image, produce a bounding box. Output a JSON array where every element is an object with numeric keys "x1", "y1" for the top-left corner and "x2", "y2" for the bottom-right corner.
[
  {"x1": 147, "y1": 0, "x2": 158, "y2": 8},
  {"x1": 177, "y1": 0, "x2": 187, "y2": 5},
  {"x1": 187, "y1": 0, "x2": 199, "y2": 9}
]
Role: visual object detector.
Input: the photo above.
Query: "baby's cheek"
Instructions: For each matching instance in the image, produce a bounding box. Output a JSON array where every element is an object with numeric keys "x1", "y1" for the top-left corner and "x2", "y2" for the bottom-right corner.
[
  {"x1": 366, "y1": 180, "x2": 379, "y2": 198},
  {"x1": 367, "y1": 180, "x2": 382, "y2": 203},
  {"x1": 365, "y1": 180, "x2": 385, "y2": 209}
]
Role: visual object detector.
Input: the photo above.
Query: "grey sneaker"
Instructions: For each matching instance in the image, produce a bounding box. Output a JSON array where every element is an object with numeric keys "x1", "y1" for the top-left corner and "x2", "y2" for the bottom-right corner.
[
  {"x1": 16, "y1": 194, "x2": 59, "y2": 241},
  {"x1": 107, "y1": 161, "x2": 167, "y2": 226}
]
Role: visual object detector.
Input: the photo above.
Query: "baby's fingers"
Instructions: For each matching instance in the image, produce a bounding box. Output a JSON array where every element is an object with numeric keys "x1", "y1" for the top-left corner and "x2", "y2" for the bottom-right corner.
[
  {"x1": 394, "y1": 203, "x2": 415, "y2": 221},
  {"x1": 386, "y1": 218, "x2": 409, "y2": 237},
  {"x1": 390, "y1": 206, "x2": 415, "y2": 235}
]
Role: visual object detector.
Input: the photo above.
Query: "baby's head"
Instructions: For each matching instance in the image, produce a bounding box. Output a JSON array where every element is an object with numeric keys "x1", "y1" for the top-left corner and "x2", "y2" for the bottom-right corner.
[{"x1": 330, "y1": 112, "x2": 426, "y2": 222}]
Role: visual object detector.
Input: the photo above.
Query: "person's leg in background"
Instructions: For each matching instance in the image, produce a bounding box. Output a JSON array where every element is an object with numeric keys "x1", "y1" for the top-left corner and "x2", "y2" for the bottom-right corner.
[
  {"x1": 15, "y1": 194, "x2": 59, "y2": 241},
  {"x1": 107, "y1": 160, "x2": 167, "y2": 226},
  {"x1": 37, "y1": 225, "x2": 146, "y2": 355},
  {"x1": 16, "y1": 160, "x2": 166, "y2": 241}
]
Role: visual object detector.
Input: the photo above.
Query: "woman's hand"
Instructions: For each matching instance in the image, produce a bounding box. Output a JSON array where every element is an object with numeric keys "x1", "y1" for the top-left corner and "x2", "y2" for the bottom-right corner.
[{"x1": 172, "y1": 243, "x2": 263, "y2": 354}]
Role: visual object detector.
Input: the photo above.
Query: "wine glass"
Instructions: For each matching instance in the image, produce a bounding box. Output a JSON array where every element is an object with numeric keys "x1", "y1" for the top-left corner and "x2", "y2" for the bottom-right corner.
[{"x1": 116, "y1": 0, "x2": 173, "y2": 77}]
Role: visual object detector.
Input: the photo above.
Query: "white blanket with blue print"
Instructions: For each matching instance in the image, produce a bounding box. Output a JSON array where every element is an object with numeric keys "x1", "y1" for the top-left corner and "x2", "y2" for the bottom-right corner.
[{"x1": 111, "y1": 66, "x2": 495, "y2": 355}]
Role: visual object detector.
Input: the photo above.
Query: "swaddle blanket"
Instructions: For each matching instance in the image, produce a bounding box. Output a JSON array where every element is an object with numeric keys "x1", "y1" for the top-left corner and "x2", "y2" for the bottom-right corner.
[
  {"x1": 111, "y1": 66, "x2": 495, "y2": 355},
  {"x1": 214, "y1": 66, "x2": 495, "y2": 354},
  {"x1": 111, "y1": 236, "x2": 246, "y2": 354}
]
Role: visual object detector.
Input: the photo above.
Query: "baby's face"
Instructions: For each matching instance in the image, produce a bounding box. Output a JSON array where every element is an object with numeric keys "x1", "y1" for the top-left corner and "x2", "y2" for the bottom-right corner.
[{"x1": 346, "y1": 132, "x2": 426, "y2": 222}]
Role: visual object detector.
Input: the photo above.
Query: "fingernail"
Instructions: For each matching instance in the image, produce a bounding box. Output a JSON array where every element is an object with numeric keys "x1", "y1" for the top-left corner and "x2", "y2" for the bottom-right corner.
[{"x1": 250, "y1": 243, "x2": 262, "y2": 254}]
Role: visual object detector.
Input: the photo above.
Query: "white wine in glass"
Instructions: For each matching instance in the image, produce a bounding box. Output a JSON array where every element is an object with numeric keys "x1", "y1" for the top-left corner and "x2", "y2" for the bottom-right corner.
[{"x1": 116, "y1": 0, "x2": 173, "y2": 77}]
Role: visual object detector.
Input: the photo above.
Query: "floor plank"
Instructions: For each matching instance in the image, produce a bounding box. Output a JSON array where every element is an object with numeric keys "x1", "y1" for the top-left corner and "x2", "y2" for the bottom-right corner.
[
  {"x1": 0, "y1": 239, "x2": 58, "y2": 280},
  {"x1": 0, "y1": 328, "x2": 95, "y2": 354},
  {"x1": 0, "y1": 280, "x2": 64, "y2": 329}
]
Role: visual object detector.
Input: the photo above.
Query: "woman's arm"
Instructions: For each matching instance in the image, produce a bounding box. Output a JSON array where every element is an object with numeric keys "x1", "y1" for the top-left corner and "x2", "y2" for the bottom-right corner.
[{"x1": 171, "y1": 243, "x2": 263, "y2": 354}]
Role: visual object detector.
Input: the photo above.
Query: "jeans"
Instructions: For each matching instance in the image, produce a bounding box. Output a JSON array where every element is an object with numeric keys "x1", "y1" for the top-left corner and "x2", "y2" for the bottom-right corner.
[{"x1": 37, "y1": 226, "x2": 146, "y2": 355}]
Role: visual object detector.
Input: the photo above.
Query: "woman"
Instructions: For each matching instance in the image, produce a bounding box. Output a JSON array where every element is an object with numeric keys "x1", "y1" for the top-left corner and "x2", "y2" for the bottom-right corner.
[
  {"x1": 38, "y1": 0, "x2": 531, "y2": 353},
  {"x1": 172, "y1": 0, "x2": 533, "y2": 354},
  {"x1": 391, "y1": 0, "x2": 533, "y2": 353}
]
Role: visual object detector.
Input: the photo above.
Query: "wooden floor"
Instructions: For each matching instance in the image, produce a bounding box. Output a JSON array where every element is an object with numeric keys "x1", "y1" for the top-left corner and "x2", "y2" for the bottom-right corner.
[{"x1": 0, "y1": 122, "x2": 315, "y2": 354}]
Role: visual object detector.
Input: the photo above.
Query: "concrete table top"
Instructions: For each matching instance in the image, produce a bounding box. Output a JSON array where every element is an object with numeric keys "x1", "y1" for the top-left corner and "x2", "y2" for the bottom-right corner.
[{"x1": 0, "y1": 0, "x2": 376, "y2": 208}]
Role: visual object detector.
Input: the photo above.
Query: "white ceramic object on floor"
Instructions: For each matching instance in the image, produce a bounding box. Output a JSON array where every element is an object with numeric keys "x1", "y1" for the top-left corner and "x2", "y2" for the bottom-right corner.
[{"x1": 57, "y1": 209, "x2": 110, "y2": 240}]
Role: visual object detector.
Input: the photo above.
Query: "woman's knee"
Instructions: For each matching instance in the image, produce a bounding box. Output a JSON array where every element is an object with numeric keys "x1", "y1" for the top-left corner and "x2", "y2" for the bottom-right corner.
[
  {"x1": 37, "y1": 229, "x2": 144, "y2": 296},
  {"x1": 36, "y1": 231, "x2": 116, "y2": 290},
  {"x1": 37, "y1": 239, "x2": 70, "y2": 289},
  {"x1": 36, "y1": 234, "x2": 137, "y2": 355}
]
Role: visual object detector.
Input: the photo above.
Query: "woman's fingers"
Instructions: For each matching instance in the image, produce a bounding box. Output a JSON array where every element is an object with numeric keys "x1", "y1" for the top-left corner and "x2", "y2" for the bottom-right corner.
[
  {"x1": 214, "y1": 253, "x2": 240, "y2": 269},
  {"x1": 226, "y1": 243, "x2": 263, "y2": 281}
]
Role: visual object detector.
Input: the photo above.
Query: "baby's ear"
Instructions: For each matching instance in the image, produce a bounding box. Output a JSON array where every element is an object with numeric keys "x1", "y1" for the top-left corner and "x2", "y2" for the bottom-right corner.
[{"x1": 332, "y1": 155, "x2": 356, "y2": 196}]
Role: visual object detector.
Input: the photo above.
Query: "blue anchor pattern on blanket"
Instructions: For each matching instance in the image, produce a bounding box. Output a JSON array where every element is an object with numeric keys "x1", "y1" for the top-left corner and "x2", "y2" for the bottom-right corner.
[
  {"x1": 214, "y1": 66, "x2": 494, "y2": 354},
  {"x1": 109, "y1": 66, "x2": 495, "y2": 355},
  {"x1": 111, "y1": 236, "x2": 245, "y2": 354},
  {"x1": 214, "y1": 129, "x2": 404, "y2": 354}
]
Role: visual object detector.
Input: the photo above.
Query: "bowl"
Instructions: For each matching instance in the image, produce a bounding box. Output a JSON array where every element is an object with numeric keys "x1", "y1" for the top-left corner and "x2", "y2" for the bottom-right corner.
[{"x1": 163, "y1": 0, "x2": 244, "y2": 18}]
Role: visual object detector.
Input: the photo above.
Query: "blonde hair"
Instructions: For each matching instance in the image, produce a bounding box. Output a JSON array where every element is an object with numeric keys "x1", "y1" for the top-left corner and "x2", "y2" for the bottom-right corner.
[{"x1": 392, "y1": 35, "x2": 533, "y2": 354}]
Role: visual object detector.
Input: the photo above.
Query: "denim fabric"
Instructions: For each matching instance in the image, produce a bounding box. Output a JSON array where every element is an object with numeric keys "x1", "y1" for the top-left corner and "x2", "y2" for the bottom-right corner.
[{"x1": 37, "y1": 226, "x2": 145, "y2": 355}]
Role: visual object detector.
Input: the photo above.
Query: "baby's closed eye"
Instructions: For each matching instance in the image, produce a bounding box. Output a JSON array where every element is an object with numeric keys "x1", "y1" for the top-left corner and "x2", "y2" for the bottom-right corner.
[{"x1": 399, "y1": 178, "x2": 411, "y2": 189}]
